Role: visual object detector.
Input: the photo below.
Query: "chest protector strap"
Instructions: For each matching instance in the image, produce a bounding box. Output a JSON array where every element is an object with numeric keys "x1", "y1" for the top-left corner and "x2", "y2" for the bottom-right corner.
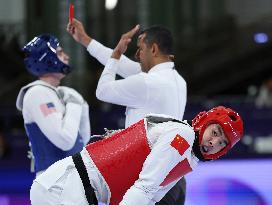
[{"x1": 72, "y1": 153, "x2": 98, "y2": 205}]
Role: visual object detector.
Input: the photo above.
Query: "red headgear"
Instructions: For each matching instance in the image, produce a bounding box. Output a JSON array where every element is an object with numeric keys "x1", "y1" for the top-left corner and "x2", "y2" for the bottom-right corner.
[{"x1": 192, "y1": 106, "x2": 244, "y2": 160}]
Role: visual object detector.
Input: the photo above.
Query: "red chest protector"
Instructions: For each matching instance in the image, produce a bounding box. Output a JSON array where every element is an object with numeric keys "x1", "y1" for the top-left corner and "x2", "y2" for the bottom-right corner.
[{"x1": 86, "y1": 119, "x2": 151, "y2": 205}]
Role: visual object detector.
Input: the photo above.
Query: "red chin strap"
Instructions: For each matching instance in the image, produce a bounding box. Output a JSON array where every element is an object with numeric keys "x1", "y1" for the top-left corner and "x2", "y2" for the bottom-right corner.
[{"x1": 192, "y1": 106, "x2": 244, "y2": 160}]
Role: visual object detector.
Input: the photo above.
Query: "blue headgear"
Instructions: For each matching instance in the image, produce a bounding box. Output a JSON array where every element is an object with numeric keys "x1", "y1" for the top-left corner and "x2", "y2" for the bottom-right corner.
[{"x1": 22, "y1": 34, "x2": 71, "y2": 76}]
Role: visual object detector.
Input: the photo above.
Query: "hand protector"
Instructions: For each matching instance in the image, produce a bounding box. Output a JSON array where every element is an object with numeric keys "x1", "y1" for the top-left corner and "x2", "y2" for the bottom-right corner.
[{"x1": 57, "y1": 86, "x2": 84, "y2": 105}]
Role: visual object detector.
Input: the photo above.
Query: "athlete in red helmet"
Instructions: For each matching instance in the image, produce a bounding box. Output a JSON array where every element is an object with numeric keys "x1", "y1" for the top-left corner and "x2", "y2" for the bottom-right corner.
[
  {"x1": 30, "y1": 106, "x2": 244, "y2": 205},
  {"x1": 192, "y1": 106, "x2": 243, "y2": 160}
]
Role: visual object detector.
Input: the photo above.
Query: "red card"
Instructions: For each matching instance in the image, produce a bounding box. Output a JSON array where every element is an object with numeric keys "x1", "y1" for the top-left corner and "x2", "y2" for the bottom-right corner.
[
  {"x1": 69, "y1": 3, "x2": 74, "y2": 22},
  {"x1": 171, "y1": 134, "x2": 190, "y2": 156}
]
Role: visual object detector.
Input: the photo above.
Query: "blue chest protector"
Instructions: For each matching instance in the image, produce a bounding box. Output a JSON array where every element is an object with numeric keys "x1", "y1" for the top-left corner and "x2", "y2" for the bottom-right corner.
[{"x1": 25, "y1": 123, "x2": 84, "y2": 172}]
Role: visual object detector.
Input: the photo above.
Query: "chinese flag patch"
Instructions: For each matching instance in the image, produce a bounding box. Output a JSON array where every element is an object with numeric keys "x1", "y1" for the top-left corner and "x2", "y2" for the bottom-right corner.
[{"x1": 171, "y1": 134, "x2": 190, "y2": 156}]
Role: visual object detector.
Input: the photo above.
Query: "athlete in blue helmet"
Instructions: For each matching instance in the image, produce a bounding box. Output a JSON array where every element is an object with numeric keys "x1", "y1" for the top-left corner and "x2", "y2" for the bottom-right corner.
[{"x1": 16, "y1": 34, "x2": 91, "y2": 176}]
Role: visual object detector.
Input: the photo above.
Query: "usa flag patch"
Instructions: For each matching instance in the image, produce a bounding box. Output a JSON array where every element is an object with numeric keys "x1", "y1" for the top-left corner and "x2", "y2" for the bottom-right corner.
[
  {"x1": 171, "y1": 134, "x2": 190, "y2": 156},
  {"x1": 40, "y1": 102, "x2": 56, "y2": 117}
]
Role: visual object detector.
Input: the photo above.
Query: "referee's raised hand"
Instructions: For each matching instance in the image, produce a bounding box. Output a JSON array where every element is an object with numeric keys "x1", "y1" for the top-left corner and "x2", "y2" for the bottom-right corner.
[
  {"x1": 111, "y1": 24, "x2": 140, "y2": 59},
  {"x1": 67, "y1": 18, "x2": 92, "y2": 48}
]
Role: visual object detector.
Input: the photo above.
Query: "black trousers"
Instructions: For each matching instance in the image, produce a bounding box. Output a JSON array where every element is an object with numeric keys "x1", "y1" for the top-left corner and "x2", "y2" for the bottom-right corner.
[{"x1": 155, "y1": 177, "x2": 186, "y2": 205}]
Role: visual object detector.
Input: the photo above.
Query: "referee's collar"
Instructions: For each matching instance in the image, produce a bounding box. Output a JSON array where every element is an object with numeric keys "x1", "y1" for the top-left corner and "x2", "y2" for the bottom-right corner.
[{"x1": 148, "y1": 62, "x2": 174, "y2": 73}]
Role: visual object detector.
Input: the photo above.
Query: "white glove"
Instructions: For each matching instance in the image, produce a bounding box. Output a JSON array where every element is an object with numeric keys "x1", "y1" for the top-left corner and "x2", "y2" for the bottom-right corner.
[{"x1": 57, "y1": 86, "x2": 84, "y2": 105}]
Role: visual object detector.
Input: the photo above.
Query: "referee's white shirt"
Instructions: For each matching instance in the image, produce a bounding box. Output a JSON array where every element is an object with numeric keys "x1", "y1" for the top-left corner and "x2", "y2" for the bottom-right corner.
[{"x1": 87, "y1": 40, "x2": 187, "y2": 127}]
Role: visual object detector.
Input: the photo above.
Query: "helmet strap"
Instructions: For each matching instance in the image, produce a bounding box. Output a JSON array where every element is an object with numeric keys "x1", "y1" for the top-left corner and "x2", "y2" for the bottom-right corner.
[{"x1": 192, "y1": 131, "x2": 212, "y2": 162}]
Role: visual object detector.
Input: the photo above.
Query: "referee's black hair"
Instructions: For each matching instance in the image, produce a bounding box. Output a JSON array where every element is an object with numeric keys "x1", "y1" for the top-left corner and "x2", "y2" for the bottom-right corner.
[{"x1": 140, "y1": 25, "x2": 173, "y2": 55}]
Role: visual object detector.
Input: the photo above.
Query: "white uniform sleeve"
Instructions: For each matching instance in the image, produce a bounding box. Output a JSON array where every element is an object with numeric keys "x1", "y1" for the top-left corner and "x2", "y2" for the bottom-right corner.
[
  {"x1": 119, "y1": 127, "x2": 191, "y2": 205},
  {"x1": 149, "y1": 178, "x2": 181, "y2": 204},
  {"x1": 23, "y1": 86, "x2": 82, "y2": 151},
  {"x1": 96, "y1": 58, "x2": 148, "y2": 108},
  {"x1": 87, "y1": 39, "x2": 141, "y2": 78},
  {"x1": 79, "y1": 102, "x2": 91, "y2": 145},
  {"x1": 56, "y1": 86, "x2": 91, "y2": 145}
]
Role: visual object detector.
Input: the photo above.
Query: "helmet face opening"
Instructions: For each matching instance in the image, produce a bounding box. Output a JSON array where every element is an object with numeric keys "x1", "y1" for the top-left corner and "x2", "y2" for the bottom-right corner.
[
  {"x1": 22, "y1": 34, "x2": 71, "y2": 76},
  {"x1": 192, "y1": 106, "x2": 244, "y2": 160}
]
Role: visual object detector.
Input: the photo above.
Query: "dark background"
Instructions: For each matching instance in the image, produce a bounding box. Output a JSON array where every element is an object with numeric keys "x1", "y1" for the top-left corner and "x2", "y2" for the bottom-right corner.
[{"x1": 0, "y1": 0, "x2": 271, "y2": 204}]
